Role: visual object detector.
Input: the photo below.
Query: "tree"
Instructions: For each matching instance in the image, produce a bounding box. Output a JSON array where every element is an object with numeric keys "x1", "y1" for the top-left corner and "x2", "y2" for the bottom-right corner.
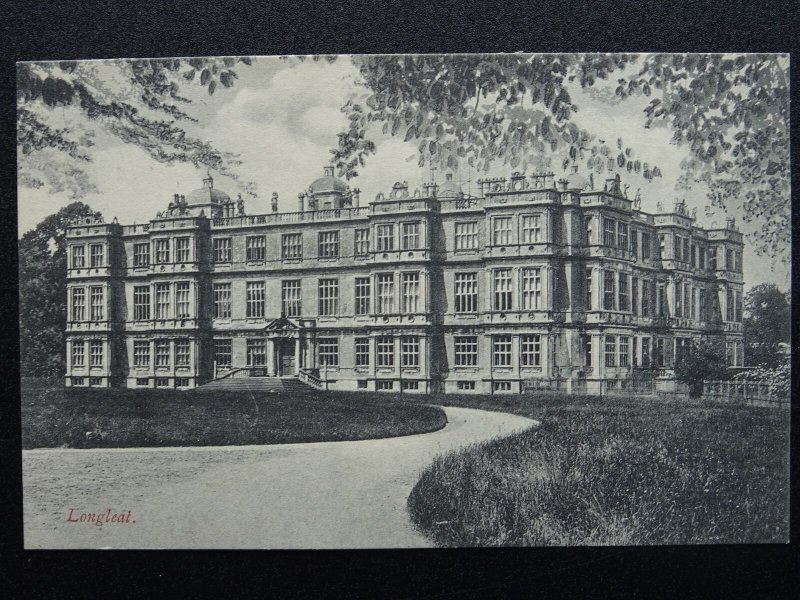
[
  {"x1": 333, "y1": 53, "x2": 788, "y2": 262},
  {"x1": 674, "y1": 339, "x2": 729, "y2": 397},
  {"x1": 17, "y1": 57, "x2": 255, "y2": 200},
  {"x1": 743, "y1": 283, "x2": 790, "y2": 369},
  {"x1": 19, "y1": 203, "x2": 102, "y2": 378}
]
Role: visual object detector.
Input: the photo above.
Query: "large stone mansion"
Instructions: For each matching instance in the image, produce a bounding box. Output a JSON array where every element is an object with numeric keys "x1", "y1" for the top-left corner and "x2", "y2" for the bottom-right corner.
[{"x1": 64, "y1": 165, "x2": 745, "y2": 394}]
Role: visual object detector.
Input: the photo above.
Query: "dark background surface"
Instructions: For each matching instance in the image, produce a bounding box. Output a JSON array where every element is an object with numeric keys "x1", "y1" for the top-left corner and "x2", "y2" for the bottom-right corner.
[{"x1": 1, "y1": 0, "x2": 798, "y2": 597}]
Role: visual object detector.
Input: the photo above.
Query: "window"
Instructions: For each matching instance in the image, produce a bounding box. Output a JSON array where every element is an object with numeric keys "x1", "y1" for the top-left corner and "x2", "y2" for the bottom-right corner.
[
  {"x1": 175, "y1": 237, "x2": 190, "y2": 262},
  {"x1": 71, "y1": 288, "x2": 86, "y2": 321},
  {"x1": 699, "y1": 289, "x2": 706, "y2": 321},
  {"x1": 377, "y1": 380, "x2": 394, "y2": 391},
  {"x1": 90, "y1": 244, "x2": 104, "y2": 268},
  {"x1": 133, "y1": 286, "x2": 150, "y2": 320},
  {"x1": 377, "y1": 273, "x2": 394, "y2": 314},
  {"x1": 136, "y1": 378, "x2": 149, "y2": 387},
  {"x1": 655, "y1": 338, "x2": 666, "y2": 367},
  {"x1": 175, "y1": 378, "x2": 190, "y2": 388},
  {"x1": 133, "y1": 242, "x2": 150, "y2": 267},
  {"x1": 402, "y1": 381, "x2": 419, "y2": 391},
  {"x1": 282, "y1": 233, "x2": 303, "y2": 259},
  {"x1": 630, "y1": 230, "x2": 638, "y2": 258},
  {"x1": 698, "y1": 246, "x2": 705, "y2": 270},
  {"x1": 735, "y1": 291, "x2": 742, "y2": 323},
  {"x1": 376, "y1": 224, "x2": 395, "y2": 251},
  {"x1": 641, "y1": 337, "x2": 651, "y2": 368},
  {"x1": 155, "y1": 283, "x2": 171, "y2": 319},
  {"x1": 454, "y1": 336, "x2": 478, "y2": 366},
  {"x1": 90, "y1": 286, "x2": 104, "y2": 321},
  {"x1": 603, "y1": 218, "x2": 616, "y2": 247},
  {"x1": 709, "y1": 247, "x2": 717, "y2": 270},
  {"x1": 584, "y1": 217, "x2": 593, "y2": 245},
  {"x1": 357, "y1": 380, "x2": 368, "y2": 389},
  {"x1": 71, "y1": 245, "x2": 85, "y2": 269},
  {"x1": 493, "y1": 269, "x2": 513, "y2": 311},
  {"x1": 674, "y1": 235, "x2": 683, "y2": 261},
  {"x1": 583, "y1": 335, "x2": 592, "y2": 367},
  {"x1": 318, "y1": 278, "x2": 339, "y2": 316},
  {"x1": 133, "y1": 340, "x2": 150, "y2": 367},
  {"x1": 89, "y1": 340, "x2": 103, "y2": 367},
  {"x1": 176, "y1": 282, "x2": 190, "y2": 318},
  {"x1": 492, "y1": 335, "x2": 512, "y2": 367},
  {"x1": 618, "y1": 273, "x2": 629, "y2": 312},
  {"x1": 401, "y1": 272, "x2": 420, "y2": 313},
  {"x1": 492, "y1": 217, "x2": 513, "y2": 245},
  {"x1": 213, "y1": 283, "x2": 232, "y2": 319},
  {"x1": 214, "y1": 339, "x2": 232, "y2": 367},
  {"x1": 325, "y1": 337, "x2": 357, "y2": 372},
  {"x1": 246, "y1": 281, "x2": 265, "y2": 318},
  {"x1": 355, "y1": 277, "x2": 371, "y2": 315},
  {"x1": 493, "y1": 381, "x2": 512, "y2": 392},
  {"x1": 355, "y1": 338, "x2": 370, "y2": 367},
  {"x1": 586, "y1": 269, "x2": 592, "y2": 310},
  {"x1": 401, "y1": 222, "x2": 420, "y2": 250},
  {"x1": 156, "y1": 378, "x2": 170, "y2": 388},
  {"x1": 521, "y1": 214, "x2": 542, "y2": 244},
  {"x1": 631, "y1": 277, "x2": 639, "y2": 316},
  {"x1": 401, "y1": 336, "x2": 420, "y2": 367},
  {"x1": 617, "y1": 222, "x2": 628, "y2": 251},
  {"x1": 641, "y1": 280, "x2": 651, "y2": 317},
  {"x1": 281, "y1": 280, "x2": 302, "y2": 317},
  {"x1": 603, "y1": 270, "x2": 615, "y2": 310},
  {"x1": 454, "y1": 273, "x2": 478, "y2": 313},
  {"x1": 71, "y1": 341, "x2": 85, "y2": 367},
  {"x1": 691, "y1": 287, "x2": 697, "y2": 319},
  {"x1": 376, "y1": 336, "x2": 394, "y2": 367},
  {"x1": 455, "y1": 221, "x2": 478, "y2": 250},
  {"x1": 457, "y1": 381, "x2": 476, "y2": 391},
  {"x1": 726, "y1": 249, "x2": 734, "y2": 271},
  {"x1": 674, "y1": 283, "x2": 682, "y2": 318},
  {"x1": 726, "y1": 288, "x2": 734, "y2": 321},
  {"x1": 247, "y1": 339, "x2": 266, "y2": 367},
  {"x1": 318, "y1": 231, "x2": 340, "y2": 258},
  {"x1": 604, "y1": 336, "x2": 616, "y2": 367},
  {"x1": 354, "y1": 228, "x2": 370, "y2": 255},
  {"x1": 683, "y1": 285, "x2": 690, "y2": 321},
  {"x1": 155, "y1": 339, "x2": 170, "y2": 367},
  {"x1": 682, "y1": 238, "x2": 689, "y2": 264},
  {"x1": 246, "y1": 236, "x2": 266, "y2": 261},
  {"x1": 619, "y1": 337, "x2": 629, "y2": 367},
  {"x1": 659, "y1": 235, "x2": 666, "y2": 259},
  {"x1": 155, "y1": 239, "x2": 170, "y2": 264},
  {"x1": 641, "y1": 233, "x2": 651, "y2": 259},
  {"x1": 213, "y1": 238, "x2": 231, "y2": 263},
  {"x1": 691, "y1": 244, "x2": 697, "y2": 267},
  {"x1": 175, "y1": 340, "x2": 190, "y2": 366},
  {"x1": 521, "y1": 334, "x2": 541, "y2": 367},
  {"x1": 521, "y1": 268, "x2": 542, "y2": 310},
  {"x1": 657, "y1": 284, "x2": 666, "y2": 317},
  {"x1": 735, "y1": 251, "x2": 742, "y2": 273}
]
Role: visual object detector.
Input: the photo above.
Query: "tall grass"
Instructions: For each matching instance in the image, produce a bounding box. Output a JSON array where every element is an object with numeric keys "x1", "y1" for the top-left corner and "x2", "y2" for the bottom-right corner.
[{"x1": 407, "y1": 396, "x2": 789, "y2": 545}]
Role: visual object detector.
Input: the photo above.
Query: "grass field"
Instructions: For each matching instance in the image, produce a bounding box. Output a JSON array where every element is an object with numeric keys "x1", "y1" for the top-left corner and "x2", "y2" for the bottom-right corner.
[
  {"x1": 21, "y1": 379, "x2": 447, "y2": 449},
  {"x1": 405, "y1": 393, "x2": 790, "y2": 545}
]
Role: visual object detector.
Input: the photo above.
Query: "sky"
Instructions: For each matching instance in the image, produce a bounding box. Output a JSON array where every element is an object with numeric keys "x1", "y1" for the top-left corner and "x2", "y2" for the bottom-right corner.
[{"x1": 17, "y1": 55, "x2": 790, "y2": 291}]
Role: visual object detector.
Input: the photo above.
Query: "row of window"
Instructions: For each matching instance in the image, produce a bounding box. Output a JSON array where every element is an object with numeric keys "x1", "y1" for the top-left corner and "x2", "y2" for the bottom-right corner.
[
  {"x1": 598, "y1": 218, "x2": 652, "y2": 259},
  {"x1": 132, "y1": 339, "x2": 192, "y2": 367},
  {"x1": 131, "y1": 238, "x2": 192, "y2": 267},
  {"x1": 70, "y1": 244, "x2": 106, "y2": 269},
  {"x1": 69, "y1": 286, "x2": 106, "y2": 321},
  {"x1": 131, "y1": 283, "x2": 192, "y2": 321},
  {"x1": 69, "y1": 339, "x2": 104, "y2": 367}
]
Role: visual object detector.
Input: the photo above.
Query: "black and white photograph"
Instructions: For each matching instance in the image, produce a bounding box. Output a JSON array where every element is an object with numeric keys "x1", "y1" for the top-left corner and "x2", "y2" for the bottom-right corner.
[{"x1": 17, "y1": 53, "x2": 790, "y2": 549}]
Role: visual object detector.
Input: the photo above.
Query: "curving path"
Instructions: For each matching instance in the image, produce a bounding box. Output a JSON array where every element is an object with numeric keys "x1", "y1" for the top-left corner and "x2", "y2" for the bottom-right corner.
[{"x1": 23, "y1": 406, "x2": 536, "y2": 549}]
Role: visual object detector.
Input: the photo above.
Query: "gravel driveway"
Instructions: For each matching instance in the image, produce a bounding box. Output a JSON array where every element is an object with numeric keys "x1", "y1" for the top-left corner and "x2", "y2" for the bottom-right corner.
[{"x1": 23, "y1": 406, "x2": 536, "y2": 549}]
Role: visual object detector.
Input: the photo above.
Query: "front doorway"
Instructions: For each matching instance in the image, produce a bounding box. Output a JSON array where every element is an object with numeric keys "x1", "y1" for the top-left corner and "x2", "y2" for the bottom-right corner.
[{"x1": 276, "y1": 338, "x2": 296, "y2": 376}]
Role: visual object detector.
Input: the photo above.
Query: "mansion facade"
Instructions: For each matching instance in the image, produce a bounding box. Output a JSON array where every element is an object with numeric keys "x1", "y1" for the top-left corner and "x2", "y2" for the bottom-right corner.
[{"x1": 64, "y1": 166, "x2": 745, "y2": 394}]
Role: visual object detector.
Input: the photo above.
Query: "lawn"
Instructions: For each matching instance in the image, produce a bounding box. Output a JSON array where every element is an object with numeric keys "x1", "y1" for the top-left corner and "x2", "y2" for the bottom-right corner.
[
  {"x1": 405, "y1": 393, "x2": 790, "y2": 546},
  {"x1": 21, "y1": 379, "x2": 447, "y2": 449}
]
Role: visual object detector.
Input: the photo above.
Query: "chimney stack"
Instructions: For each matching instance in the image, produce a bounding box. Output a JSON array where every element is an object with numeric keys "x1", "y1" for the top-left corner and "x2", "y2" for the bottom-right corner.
[{"x1": 297, "y1": 193, "x2": 305, "y2": 213}]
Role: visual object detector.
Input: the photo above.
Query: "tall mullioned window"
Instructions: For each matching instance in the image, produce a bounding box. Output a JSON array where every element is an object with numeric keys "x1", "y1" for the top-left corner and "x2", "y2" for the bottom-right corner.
[
  {"x1": 175, "y1": 282, "x2": 190, "y2": 318},
  {"x1": 699, "y1": 288, "x2": 706, "y2": 321},
  {"x1": 631, "y1": 278, "x2": 639, "y2": 316},
  {"x1": 619, "y1": 337, "x2": 630, "y2": 367},
  {"x1": 493, "y1": 269, "x2": 512, "y2": 311},
  {"x1": 492, "y1": 217, "x2": 512, "y2": 245},
  {"x1": 630, "y1": 230, "x2": 638, "y2": 258},
  {"x1": 454, "y1": 221, "x2": 478, "y2": 250},
  {"x1": 354, "y1": 229, "x2": 369, "y2": 255},
  {"x1": 603, "y1": 270, "x2": 615, "y2": 310},
  {"x1": 246, "y1": 281, "x2": 265, "y2": 318},
  {"x1": 617, "y1": 222, "x2": 628, "y2": 251},
  {"x1": 281, "y1": 280, "x2": 302, "y2": 317},
  {"x1": 175, "y1": 237, "x2": 190, "y2": 262},
  {"x1": 454, "y1": 336, "x2": 478, "y2": 366},
  {"x1": 133, "y1": 243, "x2": 150, "y2": 267},
  {"x1": 213, "y1": 283, "x2": 232, "y2": 319},
  {"x1": 521, "y1": 268, "x2": 542, "y2": 310},
  {"x1": 521, "y1": 334, "x2": 541, "y2": 367},
  {"x1": 401, "y1": 272, "x2": 420, "y2": 313},
  {"x1": 318, "y1": 338, "x2": 339, "y2": 367},
  {"x1": 90, "y1": 244, "x2": 104, "y2": 268},
  {"x1": 726, "y1": 288, "x2": 734, "y2": 321},
  {"x1": 355, "y1": 338, "x2": 370, "y2": 367},
  {"x1": 377, "y1": 273, "x2": 394, "y2": 314},
  {"x1": 355, "y1": 277, "x2": 371, "y2": 315},
  {"x1": 155, "y1": 283, "x2": 171, "y2": 319},
  {"x1": 175, "y1": 340, "x2": 190, "y2": 366},
  {"x1": 90, "y1": 340, "x2": 103, "y2": 367},
  {"x1": 214, "y1": 339, "x2": 232, "y2": 367},
  {"x1": 282, "y1": 233, "x2": 302, "y2": 259},
  {"x1": 605, "y1": 335, "x2": 616, "y2": 367},
  {"x1": 213, "y1": 238, "x2": 232, "y2": 262},
  {"x1": 246, "y1": 236, "x2": 266, "y2": 261},
  {"x1": 90, "y1": 286, "x2": 104, "y2": 321},
  {"x1": 401, "y1": 336, "x2": 420, "y2": 367},
  {"x1": 155, "y1": 239, "x2": 170, "y2": 264},
  {"x1": 318, "y1": 278, "x2": 339, "y2": 316},
  {"x1": 133, "y1": 286, "x2": 150, "y2": 320},
  {"x1": 71, "y1": 245, "x2": 85, "y2": 269},
  {"x1": 376, "y1": 336, "x2": 394, "y2": 367},
  {"x1": 641, "y1": 232, "x2": 651, "y2": 259},
  {"x1": 492, "y1": 335, "x2": 512, "y2": 367},
  {"x1": 71, "y1": 288, "x2": 85, "y2": 321},
  {"x1": 521, "y1": 214, "x2": 542, "y2": 244},
  {"x1": 247, "y1": 339, "x2": 266, "y2": 367},
  {"x1": 133, "y1": 340, "x2": 150, "y2": 367},
  {"x1": 454, "y1": 273, "x2": 478, "y2": 313},
  {"x1": 618, "y1": 273, "x2": 630, "y2": 312},
  {"x1": 603, "y1": 218, "x2": 616, "y2": 247},
  {"x1": 735, "y1": 291, "x2": 742, "y2": 322},
  {"x1": 641, "y1": 280, "x2": 651, "y2": 317},
  {"x1": 155, "y1": 340, "x2": 170, "y2": 367},
  {"x1": 318, "y1": 231, "x2": 340, "y2": 258},
  {"x1": 401, "y1": 222, "x2": 420, "y2": 250},
  {"x1": 71, "y1": 341, "x2": 85, "y2": 367},
  {"x1": 641, "y1": 337, "x2": 651, "y2": 367},
  {"x1": 586, "y1": 269, "x2": 592, "y2": 310},
  {"x1": 376, "y1": 224, "x2": 395, "y2": 251}
]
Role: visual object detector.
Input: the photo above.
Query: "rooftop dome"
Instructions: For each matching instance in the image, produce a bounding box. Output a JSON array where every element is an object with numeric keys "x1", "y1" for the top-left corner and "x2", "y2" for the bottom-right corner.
[
  {"x1": 437, "y1": 173, "x2": 462, "y2": 199},
  {"x1": 566, "y1": 165, "x2": 589, "y2": 190},
  {"x1": 186, "y1": 175, "x2": 231, "y2": 205},
  {"x1": 309, "y1": 166, "x2": 348, "y2": 194}
]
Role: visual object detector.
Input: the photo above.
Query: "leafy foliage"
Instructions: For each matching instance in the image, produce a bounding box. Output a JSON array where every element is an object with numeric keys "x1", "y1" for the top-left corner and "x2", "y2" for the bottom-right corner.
[
  {"x1": 674, "y1": 339, "x2": 729, "y2": 397},
  {"x1": 734, "y1": 361, "x2": 790, "y2": 398},
  {"x1": 742, "y1": 283, "x2": 790, "y2": 368},
  {"x1": 19, "y1": 203, "x2": 102, "y2": 377}
]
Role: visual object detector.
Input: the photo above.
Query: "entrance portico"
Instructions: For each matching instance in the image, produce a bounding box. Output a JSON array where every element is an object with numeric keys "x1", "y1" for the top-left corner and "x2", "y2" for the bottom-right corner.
[{"x1": 264, "y1": 316, "x2": 306, "y2": 377}]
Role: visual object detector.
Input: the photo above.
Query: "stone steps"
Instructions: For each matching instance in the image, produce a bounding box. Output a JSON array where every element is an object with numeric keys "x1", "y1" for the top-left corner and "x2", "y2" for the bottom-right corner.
[{"x1": 197, "y1": 377, "x2": 314, "y2": 394}]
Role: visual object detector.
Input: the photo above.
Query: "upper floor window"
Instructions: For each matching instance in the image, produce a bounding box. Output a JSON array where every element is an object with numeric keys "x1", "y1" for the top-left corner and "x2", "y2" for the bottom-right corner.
[
  {"x1": 282, "y1": 280, "x2": 302, "y2": 317},
  {"x1": 675, "y1": 235, "x2": 683, "y2": 261},
  {"x1": 584, "y1": 216, "x2": 593, "y2": 246},
  {"x1": 89, "y1": 341, "x2": 103, "y2": 366},
  {"x1": 659, "y1": 235, "x2": 666, "y2": 259},
  {"x1": 318, "y1": 278, "x2": 339, "y2": 317},
  {"x1": 377, "y1": 224, "x2": 395, "y2": 252},
  {"x1": 71, "y1": 288, "x2": 86, "y2": 321},
  {"x1": 213, "y1": 238, "x2": 232, "y2": 263},
  {"x1": 401, "y1": 222, "x2": 421, "y2": 250},
  {"x1": 354, "y1": 228, "x2": 370, "y2": 256},
  {"x1": 698, "y1": 245, "x2": 705, "y2": 270},
  {"x1": 735, "y1": 291, "x2": 742, "y2": 323},
  {"x1": 521, "y1": 268, "x2": 542, "y2": 310},
  {"x1": 492, "y1": 217, "x2": 513, "y2": 245},
  {"x1": 90, "y1": 286, "x2": 104, "y2": 321},
  {"x1": 726, "y1": 248, "x2": 734, "y2": 271},
  {"x1": 176, "y1": 282, "x2": 190, "y2": 318},
  {"x1": 603, "y1": 218, "x2": 616, "y2": 247},
  {"x1": 521, "y1": 214, "x2": 542, "y2": 244},
  {"x1": 175, "y1": 237, "x2": 190, "y2": 263},
  {"x1": 376, "y1": 273, "x2": 394, "y2": 314},
  {"x1": 155, "y1": 239, "x2": 170, "y2": 264},
  {"x1": 455, "y1": 221, "x2": 478, "y2": 250},
  {"x1": 641, "y1": 232, "x2": 651, "y2": 259},
  {"x1": 630, "y1": 230, "x2": 638, "y2": 258},
  {"x1": 617, "y1": 222, "x2": 628, "y2": 251},
  {"x1": 246, "y1": 235, "x2": 266, "y2": 262},
  {"x1": 133, "y1": 286, "x2": 150, "y2": 321},
  {"x1": 603, "y1": 270, "x2": 615, "y2": 310},
  {"x1": 454, "y1": 273, "x2": 477, "y2": 313},
  {"x1": 282, "y1": 233, "x2": 302, "y2": 260},
  {"x1": 401, "y1": 272, "x2": 420, "y2": 313},
  {"x1": 355, "y1": 277, "x2": 371, "y2": 315},
  {"x1": 155, "y1": 283, "x2": 171, "y2": 319},
  {"x1": 71, "y1": 245, "x2": 85, "y2": 269},
  {"x1": 586, "y1": 269, "x2": 592, "y2": 310},
  {"x1": 618, "y1": 273, "x2": 630, "y2": 312},
  {"x1": 735, "y1": 251, "x2": 742, "y2": 273},
  {"x1": 709, "y1": 247, "x2": 718, "y2": 270},
  {"x1": 726, "y1": 288, "x2": 734, "y2": 321},
  {"x1": 213, "y1": 283, "x2": 232, "y2": 319},
  {"x1": 133, "y1": 242, "x2": 150, "y2": 267},
  {"x1": 683, "y1": 238, "x2": 690, "y2": 264},
  {"x1": 246, "y1": 281, "x2": 265, "y2": 318},
  {"x1": 493, "y1": 269, "x2": 512, "y2": 311},
  {"x1": 641, "y1": 280, "x2": 651, "y2": 317},
  {"x1": 318, "y1": 231, "x2": 340, "y2": 258},
  {"x1": 90, "y1": 244, "x2": 104, "y2": 268},
  {"x1": 690, "y1": 244, "x2": 697, "y2": 268},
  {"x1": 631, "y1": 277, "x2": 639, "y2": 316}
]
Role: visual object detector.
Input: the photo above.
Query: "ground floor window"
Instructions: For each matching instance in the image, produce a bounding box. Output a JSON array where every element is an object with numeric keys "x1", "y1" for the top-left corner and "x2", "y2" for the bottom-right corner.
[
  {"x1": 492, "y1": 335, "x2": 512, "y2": 367},
  {"x1": 605, "y1": 336, "x2": 616, "y2": 367},
  {"x1": 175, "y1": 378, "x2": 190, "y2": 388},
  {"x1": 583, "y1": 335, "x2": 592, "y2": 368},
  {"x1": 377, "y1": 380, "x2": 394, "y2": 391},
  {"x1": 619, "y1": 337, "x2": 630, "y2": 367},
  {"x1": 90, "y1": 377, "x2": 103, "y2": 386},
  {"x1": 454, "y1": 336, "x2": 478, "y2": 366},
  {"x1": 401, "y1": 336, "x2": 420, "y2": 367},
  {"x1": 247, "y1": 339, "x2": 266, "y2": 367},
  {"x1": 136, "y1": 378, "x2": 149, "y2": 387},
  {"x1": 156, "y1": 378, "x2": 170, "y2": 388},
  {"x1": 641, "y1": 337, "x2": 651, "y2": 368},
  {"x1": 357, "y1": 380, "x2": 368, "y2": 389},
  {"x1": 318, "y1": 337, "x2": 339, "y2": 367},
  {"x1": 175, "y1": 340, "x2": 190, "y2": 367},
  {"x1": 376, "y1": 336, "x2": 394, "y2": 367},
  {"x1": 71, "y1": 341, "x2": 85, "y2": 367},
  {"x1": 155, "y1": 339, "x2": 170, "y2": 367},
  {"x1": 90, "y1": 340, "x2": 103, "y2": 367},
  {"x1": 133, "y1": 340, "x2": 150, "y2": 367},
  {"x1": 355, "y1": 338, "x2": 370, "y2": 367},
  {"x1": 457, "y1": 381, "x2": 476, "y2": 391},
  {"x1": 492, "y1": 381, "x2": 512, "y2": 392},
  {"x1": 215, "y1": 339, "x2": 232, "y2": 367},
  {"x1": 521, "y1": 334, "x2": 541, "y2": 367},
  {"x1": 401, "y1": 380, "x2": 419, "y2": 391},
  {"x1": 72, "y1": 377, "x2": 85, "y2": 386}
]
